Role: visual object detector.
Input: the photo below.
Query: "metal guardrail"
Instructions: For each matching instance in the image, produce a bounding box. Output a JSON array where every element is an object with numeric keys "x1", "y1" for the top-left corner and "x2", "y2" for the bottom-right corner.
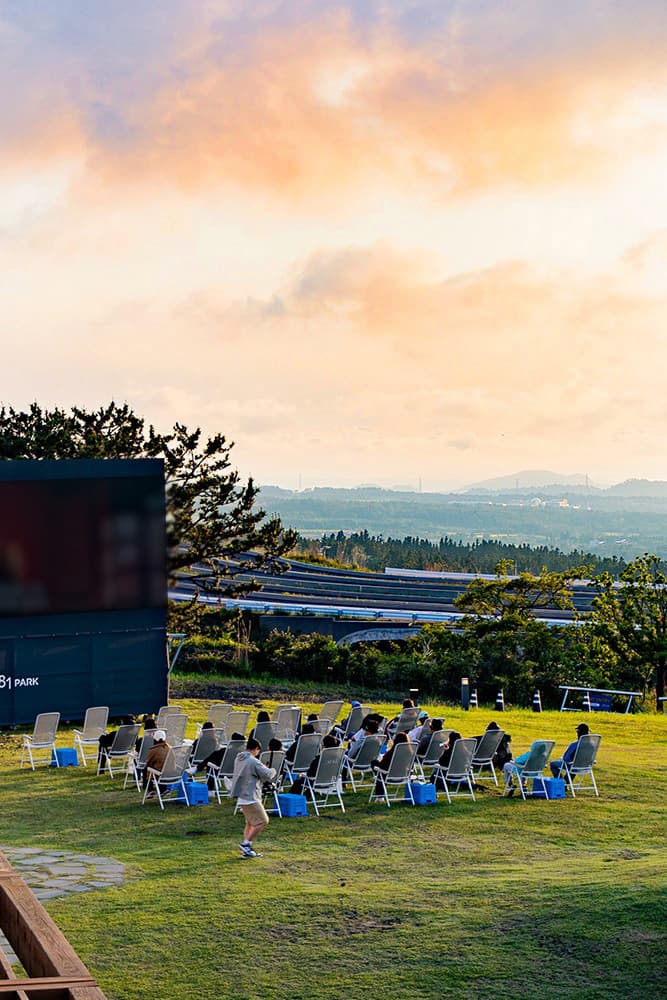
[{"x1": 0, "y1": 851, "x2": 106, "y2": 999}]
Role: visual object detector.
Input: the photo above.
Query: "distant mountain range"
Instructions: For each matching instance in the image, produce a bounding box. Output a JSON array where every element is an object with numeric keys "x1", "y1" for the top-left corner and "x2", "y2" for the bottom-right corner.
[{"x1": 462, "y1": 470, "x2": 595, "y2": 491}]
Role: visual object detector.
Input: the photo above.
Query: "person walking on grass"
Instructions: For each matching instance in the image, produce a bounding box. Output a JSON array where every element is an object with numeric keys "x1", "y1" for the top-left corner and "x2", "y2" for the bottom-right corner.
[{"x1": 230, "y1": 737, "x2": 276, "y2": 859}]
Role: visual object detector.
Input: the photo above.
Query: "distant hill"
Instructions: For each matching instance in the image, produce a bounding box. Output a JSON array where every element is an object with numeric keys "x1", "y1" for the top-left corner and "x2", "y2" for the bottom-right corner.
[
  {"x1": 462, "y1": 470, "x2": 596, "y2": 492},
  {"x1": 606, "y1": 479, "x2": 667, "y2": 497}
]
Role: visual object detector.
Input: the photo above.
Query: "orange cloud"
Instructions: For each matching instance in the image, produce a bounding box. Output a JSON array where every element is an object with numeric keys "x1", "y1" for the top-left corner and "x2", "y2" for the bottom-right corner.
[{"x1": 3, "y1": 8, "x2": 666, "y2": 203}]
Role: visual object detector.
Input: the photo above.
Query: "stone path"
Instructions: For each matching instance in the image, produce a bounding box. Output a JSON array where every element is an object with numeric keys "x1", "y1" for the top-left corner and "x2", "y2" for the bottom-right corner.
[{"x1": 0, "y1": 846, "x2": 125, "y2": 966}]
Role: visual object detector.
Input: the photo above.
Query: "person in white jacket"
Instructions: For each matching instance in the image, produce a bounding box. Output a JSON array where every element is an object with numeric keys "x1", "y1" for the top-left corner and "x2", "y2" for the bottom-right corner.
[{"x1": 230, "y1": 738, "x2": 276, "y2": 859}]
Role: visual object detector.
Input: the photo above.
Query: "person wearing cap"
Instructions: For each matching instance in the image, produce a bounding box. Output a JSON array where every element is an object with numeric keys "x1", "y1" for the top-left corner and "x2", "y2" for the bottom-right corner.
[
  {"x1": 143, "y1": 729, "x2": 171, "y2": 790},
  {"x1": 550, "y1": 723, "x2": 590, "y2": 778},
  {"x1": 230, "y1": 737, "x2": 277, "y2": 859}
]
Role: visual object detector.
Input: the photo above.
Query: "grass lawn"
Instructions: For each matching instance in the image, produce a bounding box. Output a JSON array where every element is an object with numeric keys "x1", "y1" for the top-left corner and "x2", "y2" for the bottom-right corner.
[{"x1": 1, "y1": 700, "x2": 666, "y2": 1000}]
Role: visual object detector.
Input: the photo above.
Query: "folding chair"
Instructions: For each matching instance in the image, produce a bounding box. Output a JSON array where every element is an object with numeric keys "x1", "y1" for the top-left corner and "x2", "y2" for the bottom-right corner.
[
  {"x1": 156, "y1": 705, "x2": 182, "y2": 728},
  {"x1": 274, "y1": 706, "x2": 301, "y2": 744},
  {"x1": 188, "y1": 728, "x2": 224, "y2": 769},
  {"x1": 337, "y1": 704, "x2": 371, "y2": 741},
  {"x1": 471, "y1": 729, "x2": 505, "y2": 785},
  {"x1": 431, "y1": 738, "x2": 477, "y2": 803},
  {"x1": 143, "y1": 745, "x2": 192, "y2": 810},
  {"x1": 207, "y1": 739, "x2": 245, "y2": 802},
  {"x1": 286, "y1": 733, "x2": 323, "y2": 783},
  {"x1": 304, "y1": 746, "x2": 346, "y2": 815},
  {"x1": 252, "y1": 721, "x2": 278, "y2": 751},
  {"x1": 73, "y1": 707, "x2": 109, "y2": 766},
  {"x1": 196, "y1": 703, "x2": 233, "y2": 735},
  {"x1": 163, "y1": 713, "x2": 188, "y2": 748},
  {"x1": 560, "y1": 734, "x2": 601, "y2": 797},
  {"x1": 318, "y1": 700, "x2": 344, "y2": 725},
  {"x1": 369, "y1": 742, "x2": 419, "y2": 807},
  {"x1": 223, "y1": 710, "x2": 250, "y2": 740},
  {"x1": 20, "y1": 713, "x2": 60, "y2": 770},
  {"x1": 392, "y1": 707, "x2": 420, "y2": 737},
  {"x1": 256, "y1": 749, "x2": 286, "y2": 817},
  {"x1": 415, "y1": 731, "x2": 449, "y2": 781},
  {"x1": 503, "y1": 740, "x2": 555, "y2": 800},
  {"x1": 97, "y1": 723, "x2": 141, "y2": 777},
  {"x1": 345, "y1": 734, "x2": 383, "y2": 792},
  {"x1": 124, "y1": 733, "x2": 155, "y2": 790},
  {"x1": 310, "y1": 719, "x2": 331, "y2": 736}
]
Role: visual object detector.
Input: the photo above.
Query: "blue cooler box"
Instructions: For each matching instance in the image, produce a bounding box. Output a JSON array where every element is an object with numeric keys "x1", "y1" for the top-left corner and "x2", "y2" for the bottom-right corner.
[
  {"x1": 406, "y1": 781, "x2": 437, "y2": 805},
  {"x1": 176, "y1": 781, "x2": 209, "y2": 805},
  {"x1": 51, "y1": 748, "x2": 79, "y2": 767},
  {"x1": 276, "y1": 793, "x2": 309, "y2": 817},
  {"x1": 532, "y1": 777, "x2": 566, "y2": 799}
]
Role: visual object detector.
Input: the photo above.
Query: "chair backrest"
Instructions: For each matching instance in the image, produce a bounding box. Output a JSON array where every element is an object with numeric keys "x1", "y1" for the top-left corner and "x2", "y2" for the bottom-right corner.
[
  {"x1": 156, "y1": 705, "x2": 182, "y2": 728},
  {"x1": 349, "y1": 734, "x2": 383, "y2": 768},
  {"x1": 520, "y1": 740, "x2": 555, "y2": 777},
  {"x1": 219, "y1": 739, "x2": 246, "y2": 777},
  {"x1": 157, "y1": 745, "x2": 191, "y2": 784},
  {"x1": 31, "y1": 712, "x2": 60, "y2": 745},
  {"x1": 445, "y1": 738, "x2": 477, "y2": 779},
  {"x1": 206, "y1": 703, "x2": 233, "y2": 728},
  {"x1": 190, "y1": 728, "x2": 224, "y2": 765},
  {"x1": 341, "y1": 705, "x2": 365, "y2": 740},
  {"x1": 310, "y1": 719, "x2": 331, "y2": 736},
  {"x1": 421, "y1": 731, "x2": 449, "y2": 766},
  {"x1": 163, "y1": 713, "x2": 188, "y2": 747},
  {"x1": 318, "y1": 700, "x2": 344, "y2": 724},
  {"x1": 260, "y1": 749, "x2": 286, "y2": 775},
  {"x1": 385, "y1": 741, "x2": 418, "y2": 781},
  {"x1": 109, "y1": 724, "x2": 141, "y2": 755},
  {"x1": 472, "y1": 729, "x2": 505, "y2": 765},
  {"x1": 252, "y1": 721, "x2": 278, "y2": 751},
  {"x1": 291, "y1": 733, "x2": 323, "y2": 772},
  {"x1": 393, "y1": 707, "x2": 420, "y2": 735},
  {"x1": 311, "y1": 746, "x2": 345, "y2": 788},
  {"x1": 135, "y1": 733, "x2": 156, "y2": 766},
  {"x1": 570, "y1": 734, "x2": 601, "y2": 771},
  {"x1": 225, "y1": 710, "x2": 250, "y2": 738},
  {"x1": 274, "y1": 706, "x2": 301, "y2": 742},
  {"x1": 80, "y1": 706, "x2": 109, "y2": 740}
]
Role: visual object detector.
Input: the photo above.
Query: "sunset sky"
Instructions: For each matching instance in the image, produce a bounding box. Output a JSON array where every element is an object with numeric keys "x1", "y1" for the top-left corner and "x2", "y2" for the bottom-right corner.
[{"x1": 2, "y1": 1, "x2": 666, "y2": 490}]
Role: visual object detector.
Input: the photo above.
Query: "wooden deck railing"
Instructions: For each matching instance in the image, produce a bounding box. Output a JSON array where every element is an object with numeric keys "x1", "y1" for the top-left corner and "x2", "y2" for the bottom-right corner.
[{"x1": 0, "y1": 852, "x2": 106, "y2": 999}]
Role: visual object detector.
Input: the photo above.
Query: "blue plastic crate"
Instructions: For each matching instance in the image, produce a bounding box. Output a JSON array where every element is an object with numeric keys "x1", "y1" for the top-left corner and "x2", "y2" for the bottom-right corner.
[
  {"x1": 405, "y1": 781, "x2": 437, "y2": 805},
  {"x1": 176, "y1": 781, "x2": 209, "y2": 806},
  {"x1": 276, "y1": 793, "x2": 309, "y2": 817},
  {"x1": 532, "y1": 777, "x2": 566, "y2": 799},
  {"x1": 50, "y1": 748, "x2": 79, "y2": 767}
]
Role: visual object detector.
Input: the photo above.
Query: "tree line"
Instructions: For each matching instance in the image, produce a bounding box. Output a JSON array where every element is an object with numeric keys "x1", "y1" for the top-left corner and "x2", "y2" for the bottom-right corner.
[{"x1": 293, "y1": 530, "x2": 628, "y2": 576}]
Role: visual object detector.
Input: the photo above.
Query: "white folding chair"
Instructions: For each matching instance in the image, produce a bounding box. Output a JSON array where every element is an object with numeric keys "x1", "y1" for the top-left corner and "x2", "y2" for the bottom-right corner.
[
  {"x1": 20, "y1": 713, "x2": 60, "y2": 770},
  {"x1": 471, "y1": 729, "x2": 505, "y2": 785},
  {"x1": 560, "y1": 734, "x2": 601, "y2": 797},
  {"x1": 369, "y1": 742, "x2": 419, "y2": 807},
  {"x1": 431, "y1": 738, "x2": 477, "y2": 803},
  {"x1": 503, "y1": 740, "x2": 555, "y2": 800},
  {"x1": 73, "y1": 707, "x2": 109, "y2": 766},
  {"x1": 304, "y1": 747, "x2": 346, "y2": 815},
  {"x1": 97, "y1": 723, "x2": 141, "y2": 777},
  {"x1": 143, "y1": 745, "x2": 192, "y2": 810}
]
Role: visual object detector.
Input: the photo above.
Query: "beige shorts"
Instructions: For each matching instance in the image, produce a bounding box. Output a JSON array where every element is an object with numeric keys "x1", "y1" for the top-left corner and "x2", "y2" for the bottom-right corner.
[{"x1": 240, "y1": 801, "x2": 269, "y2": 826}]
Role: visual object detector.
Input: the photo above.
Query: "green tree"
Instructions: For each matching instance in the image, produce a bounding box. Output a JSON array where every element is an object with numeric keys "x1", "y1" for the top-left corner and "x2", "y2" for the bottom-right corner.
[
  {"x1": 0, "y1": 401, "x2": 297, "y2": 592},
  {"x1": 590, "y1": 553, "x2": 667, "y2": 708}
]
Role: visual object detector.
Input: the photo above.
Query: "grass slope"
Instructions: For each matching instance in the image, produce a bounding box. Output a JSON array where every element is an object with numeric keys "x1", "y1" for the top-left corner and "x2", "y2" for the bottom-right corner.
[{"x1": 1, "y1": 703, "x2": 665, "y2": 1000}]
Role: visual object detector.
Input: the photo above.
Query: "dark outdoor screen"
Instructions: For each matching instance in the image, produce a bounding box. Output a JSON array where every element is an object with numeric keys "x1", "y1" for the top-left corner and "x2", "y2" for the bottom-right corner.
[{"x1": 0, "y1": 473, "x2": 166, "y2": 616}]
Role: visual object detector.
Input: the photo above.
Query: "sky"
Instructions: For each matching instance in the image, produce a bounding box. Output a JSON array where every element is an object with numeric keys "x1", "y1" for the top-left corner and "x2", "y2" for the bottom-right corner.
[{"x1": 2, "y1": 0, "x2": 666, "y2": 491}]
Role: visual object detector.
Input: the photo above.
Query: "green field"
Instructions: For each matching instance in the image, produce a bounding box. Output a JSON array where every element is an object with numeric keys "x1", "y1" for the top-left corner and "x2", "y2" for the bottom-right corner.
[{"x1": 1, "y1": 702, "x2": 666, "y2": 1000}]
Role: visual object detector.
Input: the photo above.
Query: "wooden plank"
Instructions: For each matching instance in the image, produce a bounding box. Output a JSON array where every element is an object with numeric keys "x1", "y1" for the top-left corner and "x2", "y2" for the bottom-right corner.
[{"x1": 0, "y1": 853, "x2": 106, "y2": 1000}]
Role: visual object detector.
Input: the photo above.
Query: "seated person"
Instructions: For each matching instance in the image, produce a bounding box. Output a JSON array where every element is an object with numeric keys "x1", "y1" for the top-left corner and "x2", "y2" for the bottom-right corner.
[
  {"x1": 417, "y1": 718, "x2": 444, "y2": 759},
  {"x1": 290, "y1": 734, "x2": 340, "y2": 795},
  {"x1": 335, "y1": 700, "x2": 362, "y2": 737},
  {"x1": 143, "y1": 730, "x2": 171, "y2": 790},
  {"x1": 474, "y1": 720, "x2": 512, "y2": 769},
  {"x1": 408, "y1": 711, "x2": 430, "y2": 743},
  {"x1": 346, "y1": 718, "x2": 380, "y2": 761},
  {"x1": 98, "y1": 715, "x2": 136, "y2": 765},
  {"x1": 249, "y1": 710, "x2": 271, "y2": 739},
  {"x1": 371, "y1": 732, "x2": 410, "y2": 793},
  {"x1": 503, "y1": 740, "x2": 551, "y2": 793},
  {"x1": 189, "y1": 720, "x2": 214, "y2": 763},
  {"x1": 285, "y1": 723, "x2": 316, "y2": 765},
  {"x1": 550, "y1": 723, "x2": 589, "y2": 777},
  {"x1": 386, "y1": 698, "x2": 415, "y2": 739}
]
